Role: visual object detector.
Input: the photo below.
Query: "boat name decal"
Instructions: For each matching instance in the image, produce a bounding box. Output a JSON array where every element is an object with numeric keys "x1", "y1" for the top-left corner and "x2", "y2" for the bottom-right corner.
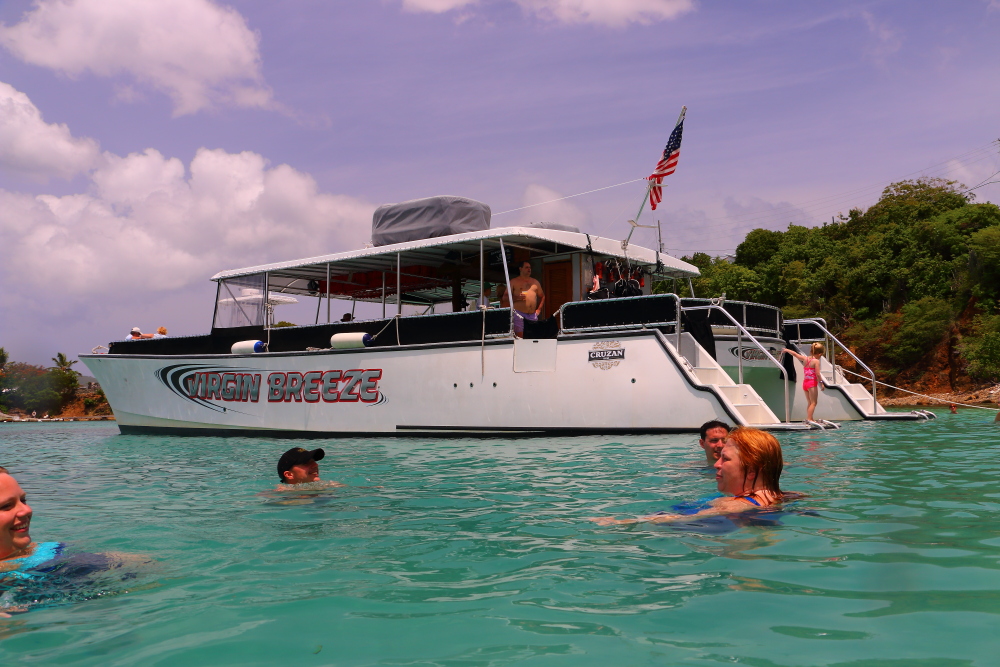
[
  {"x1": 589, "y1": 341, "x2": 624, "y2": 370},
  {"x1": 727, "y1": 346, "x2": 779, "y2": 362},
  {"x1": 156, "y1": 364, "x2": 385, "y2": 411},
  {"x1": 264, "y1": 369, "x2": 382, "y2": 403}
]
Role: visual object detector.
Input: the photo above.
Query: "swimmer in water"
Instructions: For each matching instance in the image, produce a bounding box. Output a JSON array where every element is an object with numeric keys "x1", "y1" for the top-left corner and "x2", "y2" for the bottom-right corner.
[
  {"x1": 273, "y1": 447, "x2": 344, "y2": 491},
  {"x1": 0, "y1": 467, "x2": 33, "y2": 568},
  {"x1": 0, "y1": 466, "x2": 150, "y2": 616},
  {"x1": 698, "y1": 420, "x2": 730, "y2": 465},
  {"x1": 591, "y1": 427, "x2": 798, "y2": 525}
]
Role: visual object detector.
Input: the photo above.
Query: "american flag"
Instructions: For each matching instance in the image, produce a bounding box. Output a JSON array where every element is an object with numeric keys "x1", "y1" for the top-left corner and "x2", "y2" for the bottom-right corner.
[{"x1": 648, "y1": 106, "x2": 686, "y2": 210}]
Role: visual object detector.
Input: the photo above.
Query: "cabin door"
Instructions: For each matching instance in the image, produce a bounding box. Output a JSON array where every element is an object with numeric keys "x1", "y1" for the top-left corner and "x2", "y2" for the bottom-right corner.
[{"x1": 542, "y1": 261, "x2": 572, "y2": 319}]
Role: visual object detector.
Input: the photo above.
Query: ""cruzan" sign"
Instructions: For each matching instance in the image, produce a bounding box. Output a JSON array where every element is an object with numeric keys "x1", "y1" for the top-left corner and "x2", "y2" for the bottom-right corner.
[{"x1": 588, "y1": 341, "x2": 625, "y2": 370}]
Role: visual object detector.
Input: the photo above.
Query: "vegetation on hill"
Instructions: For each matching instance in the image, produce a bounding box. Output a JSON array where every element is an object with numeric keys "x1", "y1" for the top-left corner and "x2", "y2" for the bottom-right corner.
[
  {"x1": 0, "y1": 347, "x2": 110, "y2": 415},
  {"x1": 677, "y1": 178, "x2": 1000, "y2": 390}
]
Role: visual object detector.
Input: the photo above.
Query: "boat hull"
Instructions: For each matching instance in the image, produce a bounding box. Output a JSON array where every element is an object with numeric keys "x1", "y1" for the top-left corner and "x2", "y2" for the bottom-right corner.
[{"x1": 82, "y1": 332, "x2": 743, "y2": 436}]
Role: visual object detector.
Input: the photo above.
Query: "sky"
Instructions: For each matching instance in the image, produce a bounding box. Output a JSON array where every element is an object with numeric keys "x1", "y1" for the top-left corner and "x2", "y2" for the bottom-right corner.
[{"x1": 1, "y1": 0, "x2": 1000, "y2": 367}]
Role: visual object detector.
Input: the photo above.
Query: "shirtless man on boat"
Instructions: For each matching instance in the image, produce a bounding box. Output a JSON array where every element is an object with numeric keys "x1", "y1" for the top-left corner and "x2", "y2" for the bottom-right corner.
[{"x1": 500, "y1": 261, "x2": 545, "y2": 337}]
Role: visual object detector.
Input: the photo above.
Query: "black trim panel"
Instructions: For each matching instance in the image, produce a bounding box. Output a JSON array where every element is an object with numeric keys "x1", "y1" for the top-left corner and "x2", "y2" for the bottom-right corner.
[{"x1": 119, "y1": 424, "x2": 701, "y2": 438}]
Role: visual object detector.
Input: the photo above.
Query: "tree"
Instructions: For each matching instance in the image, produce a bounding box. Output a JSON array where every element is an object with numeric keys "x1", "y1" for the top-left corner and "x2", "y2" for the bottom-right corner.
[
  {"x1": 734, "y1": 229, "x2": 784, "y2": 270},
  {"x1": 696, "y1": 261, "x2": 762, "y2": 302},
  {"x1": 1, "y1": 362, "x2": 61, "y2": 414},
  {"x1": 51, "y1": 352, "x2": 78, "y2": 373},
  {"x1": 707, "y1": 176, "x2": 1000, "y2": 380},
  {"x1": 962, "y1": 315, "x2": 1000, "y2": 382},
  {"x1": 887, "y1": 297, "x2": 953, "y2": 367}
]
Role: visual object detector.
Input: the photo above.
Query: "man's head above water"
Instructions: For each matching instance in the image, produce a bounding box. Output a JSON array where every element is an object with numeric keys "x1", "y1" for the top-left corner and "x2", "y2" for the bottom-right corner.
[
  {"x1": 698, "y1": 420, "x2": 730, "y2": 465},
  {"x1": 277, "y1": 448, "x2": 325, "y2": 484}
]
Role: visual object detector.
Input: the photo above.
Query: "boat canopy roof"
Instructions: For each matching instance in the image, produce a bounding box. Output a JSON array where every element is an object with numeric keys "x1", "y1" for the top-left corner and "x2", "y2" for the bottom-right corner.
[{"x1": 210, "y1": 226, "x2": 699, "y2": 305}]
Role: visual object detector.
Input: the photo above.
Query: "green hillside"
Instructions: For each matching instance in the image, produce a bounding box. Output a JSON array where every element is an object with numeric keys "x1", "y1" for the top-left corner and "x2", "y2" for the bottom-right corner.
[{"x1": 679, "y1": 178, "x2": 1000, "y2": 390}]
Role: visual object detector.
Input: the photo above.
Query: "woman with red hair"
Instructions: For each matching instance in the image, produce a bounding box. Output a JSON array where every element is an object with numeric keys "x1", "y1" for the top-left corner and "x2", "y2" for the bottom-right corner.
[{"x1": 592, "y1": 427, "x2": 794, "y2": 525}]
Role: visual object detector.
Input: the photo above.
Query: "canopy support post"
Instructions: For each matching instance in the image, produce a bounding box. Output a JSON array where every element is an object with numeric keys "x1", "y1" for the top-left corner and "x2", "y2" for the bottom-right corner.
[
  {"x1": 480, "y1": 240, "x2": 486, "y2": 377},
  {"x1": 326, "y1": 263, "x2": 331, "y2": 323},
  {"x1": 499, "y1": 239, "x2": 513, "y2": 336},
  {"x1": 264, "y1": 272, "x2": 272, "y2": 350}
]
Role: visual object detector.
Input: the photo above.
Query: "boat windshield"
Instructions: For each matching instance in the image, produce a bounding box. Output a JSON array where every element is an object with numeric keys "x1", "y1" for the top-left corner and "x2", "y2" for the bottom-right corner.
[{"x1": 213, "y1": 274, "x2": 269, "y2": 329}]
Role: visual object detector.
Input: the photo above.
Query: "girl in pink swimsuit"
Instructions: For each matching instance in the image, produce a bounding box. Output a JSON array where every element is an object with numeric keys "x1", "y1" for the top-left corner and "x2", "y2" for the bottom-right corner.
[{"x1": 782, "y1": 342, "x2": 825, "y2": 422}]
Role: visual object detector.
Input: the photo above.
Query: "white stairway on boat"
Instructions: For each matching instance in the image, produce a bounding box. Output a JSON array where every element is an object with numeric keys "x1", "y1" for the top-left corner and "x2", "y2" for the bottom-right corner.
[
  {"x1": 817, "y1": 356, "x2": 887, "y2": 416},
  {"x1": 672, "y1": 332, "x2": 782, "y2": 426}
]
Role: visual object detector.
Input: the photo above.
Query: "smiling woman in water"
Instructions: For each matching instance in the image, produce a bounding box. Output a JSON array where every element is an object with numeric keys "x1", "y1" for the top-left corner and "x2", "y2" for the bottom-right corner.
[
  {"x1": 591, "y1": 428, "x2": 799, "y2": 525},
  {"x1": 0, "y1": 466, "x2": 153, "y2": 616},
  {"x1": 0, "y1": 467, "x2": 32, "y2": 563}
]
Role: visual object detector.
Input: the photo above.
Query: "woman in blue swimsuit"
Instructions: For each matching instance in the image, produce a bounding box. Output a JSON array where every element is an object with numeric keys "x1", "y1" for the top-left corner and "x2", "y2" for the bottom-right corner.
[
  {"x1": 592, "y1": 427, "x2": 793, "y2": 525},
  {"x1": 1, "y1": 467, "x2": 141, "y2": 615},
  {"x1": 0, "y1": 466, "x2": 34, "y2": 568}
]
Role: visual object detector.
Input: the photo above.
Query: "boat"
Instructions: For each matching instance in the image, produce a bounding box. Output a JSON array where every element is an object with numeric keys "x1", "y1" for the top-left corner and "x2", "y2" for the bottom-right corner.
[{"x1": 80, "y1": 195, "x2": 930, "y2": 436}]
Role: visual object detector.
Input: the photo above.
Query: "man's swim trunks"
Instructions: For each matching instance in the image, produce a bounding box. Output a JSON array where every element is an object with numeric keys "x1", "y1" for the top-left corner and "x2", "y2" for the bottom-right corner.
[{"x1": 512, "y1": 310, "x2": 538, "y2": 334}]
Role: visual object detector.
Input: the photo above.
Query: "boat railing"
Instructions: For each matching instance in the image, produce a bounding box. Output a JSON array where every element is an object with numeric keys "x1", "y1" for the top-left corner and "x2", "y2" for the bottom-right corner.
[
  {"x1": 682, "y1": 304, "x2": 791, "y2": 423},
  {"x1": 109, "y1": 308, "x2": 514, "y2": 355},
  {"x1": 680, "y1": 298, "x2": 783, "y2": 337},
  {"x1": 560, "y1": 293, "x2": 681, "y2": 331},
  {"x1": 784, "y1": 317, "x2": 877, "y2": 406}
]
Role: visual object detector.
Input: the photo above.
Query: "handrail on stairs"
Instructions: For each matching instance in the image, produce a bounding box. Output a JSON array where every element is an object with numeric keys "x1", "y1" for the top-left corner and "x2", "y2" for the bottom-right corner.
[
  {"x1": 682, "y1": 304, "x2": 791, "y2": 424},
  {"x1": 785, "y1": 318, "x2": 877, "y2": 407}
]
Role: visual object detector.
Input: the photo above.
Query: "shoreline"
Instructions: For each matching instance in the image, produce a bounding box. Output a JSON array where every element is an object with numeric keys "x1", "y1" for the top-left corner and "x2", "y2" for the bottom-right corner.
[{"x1": 876, "y1": 385, "x2": 1000, "y2": 408}]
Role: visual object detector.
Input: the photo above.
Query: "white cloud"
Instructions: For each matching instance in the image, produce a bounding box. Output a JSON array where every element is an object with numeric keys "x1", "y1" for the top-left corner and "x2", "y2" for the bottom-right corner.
[
  {"x1": 511, "y1": 183, "x2": 588, "y2": 227},
  {"x1": 0, "y1": 0, "x2": 272, "y2": 115},
  {"x1": 515, "y1": 0, "x2": 694, "y2": 27},
  {"x1": 0, "y1": 82, "x2": 375, "y2": 301},
  {"x1": 860, "y1": 10, "x2": 901, "y2": 64},
  {"x1": 399, "y1": 0, "x2": 693, "y2": 26},
  {"x1": 0, "y1": 81, "x2": 100, "y2": 180},
  {"x1": 402, "y1": 0, "x2": 478, "y2": 12}
]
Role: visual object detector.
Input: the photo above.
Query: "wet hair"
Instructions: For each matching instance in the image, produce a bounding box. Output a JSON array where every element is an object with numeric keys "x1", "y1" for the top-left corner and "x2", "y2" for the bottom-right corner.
[
  {"x1": 0, "y1": 466, "x2": 7, "y2": 475},
  {"x1": 699, "y1": 420, "x2": 730, "y2": 440},
  {"x1": 726, "y1": 427, "x2": 783, "y2": 494},
  {"x1": 811, "y1": 342, "x2": 825, "y2": 356}
]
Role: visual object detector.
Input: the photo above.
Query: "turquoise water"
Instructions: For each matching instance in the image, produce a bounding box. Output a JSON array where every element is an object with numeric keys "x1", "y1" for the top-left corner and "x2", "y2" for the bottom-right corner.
[{"x1": 1, "y1": 411, "x2": 999, "y2": 665}]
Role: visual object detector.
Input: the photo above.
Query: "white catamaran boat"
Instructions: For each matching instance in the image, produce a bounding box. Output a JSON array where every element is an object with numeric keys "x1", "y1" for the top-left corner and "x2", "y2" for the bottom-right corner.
[{"x1": 81, "y1": 195, "x2": 930, "y2": 436}]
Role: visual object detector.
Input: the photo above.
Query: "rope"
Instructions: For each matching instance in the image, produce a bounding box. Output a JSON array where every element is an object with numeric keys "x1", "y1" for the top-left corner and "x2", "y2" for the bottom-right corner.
[
  {"x1": 368, "y1": 314, "x2": 400, "y2": 344},
  {"x1": 492, "y1": 178, "x2": 647, "y2": 216},
  {"x1": 840, "y1": 367, "x2": 999, "y2": 411}
]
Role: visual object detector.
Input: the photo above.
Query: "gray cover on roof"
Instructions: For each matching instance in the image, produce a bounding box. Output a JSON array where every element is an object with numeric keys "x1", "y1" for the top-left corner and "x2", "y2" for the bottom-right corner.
[{"x1": 372, "y1": 195, "x2": 491, "y2": 247}]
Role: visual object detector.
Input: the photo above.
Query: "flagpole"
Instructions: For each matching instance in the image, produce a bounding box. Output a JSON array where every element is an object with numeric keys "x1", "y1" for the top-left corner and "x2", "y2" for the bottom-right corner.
[{"x1": 633, "y1": 181, "x2": 651, "y2": 227}]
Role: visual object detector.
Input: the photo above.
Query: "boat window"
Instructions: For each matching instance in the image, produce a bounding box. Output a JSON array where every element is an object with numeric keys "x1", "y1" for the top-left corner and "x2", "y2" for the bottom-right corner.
[{"x1": 214, "y1": 275, "x2": 268, "y2": 328}]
